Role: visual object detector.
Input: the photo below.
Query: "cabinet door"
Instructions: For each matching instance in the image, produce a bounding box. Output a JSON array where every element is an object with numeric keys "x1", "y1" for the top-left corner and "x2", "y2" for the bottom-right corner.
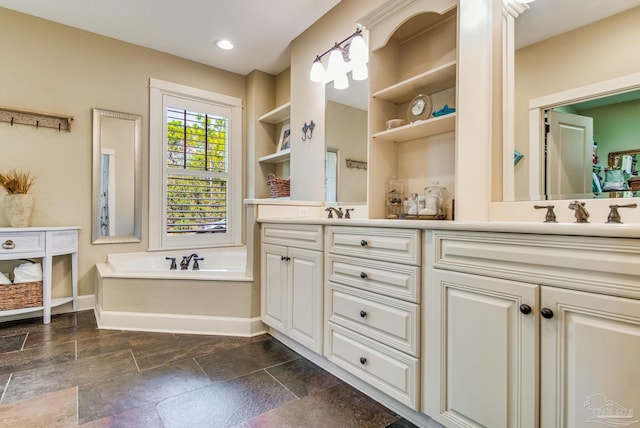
[
  {"x1": 261, "y1": 243, "x2": 288, "y2": 332},
  {"x1": 287, "y1": 247, "x2": 323, "y2": 353},
  {"x1": 426, "y1": 269, "x2": 538, "y2": 428},
  {"x1": 540, "y1": 286, "x2": 640, "y2": 428}
]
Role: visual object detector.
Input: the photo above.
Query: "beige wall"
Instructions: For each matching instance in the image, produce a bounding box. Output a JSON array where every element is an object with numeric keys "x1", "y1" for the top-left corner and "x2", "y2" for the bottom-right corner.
[
  {"x1": 513, "y1": 6, "x2": 640, "y2": 199},
  {"x1": 0, "y1": 7, "x2": 245, "y2": 296}
]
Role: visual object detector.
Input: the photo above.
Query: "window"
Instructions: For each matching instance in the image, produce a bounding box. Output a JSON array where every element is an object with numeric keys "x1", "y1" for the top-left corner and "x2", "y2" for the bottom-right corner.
[{"x1": 149, "y1": 79, "x2": 242, "y2": 250}]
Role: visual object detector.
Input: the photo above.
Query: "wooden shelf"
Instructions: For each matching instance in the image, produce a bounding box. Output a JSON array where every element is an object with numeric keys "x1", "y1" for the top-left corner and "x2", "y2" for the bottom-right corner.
[
  {"x1": 372, "y1": 113, "x2": 456, "y2": 142},
  {"x1": 259, "y1": 149, "x2": 290, "y2": 164},
  {"x1": 0, "y1": 105, "x2": 73, "y2": 131},
  {"x1": 258, "y1": 102, "x2": 291, "y2": 124},
  {"x1": 373, "y1": 61, "x2": 457, "y2": 104},
  {"x1": 0, "y1": 305, "x2": 45, "y2": 317}
]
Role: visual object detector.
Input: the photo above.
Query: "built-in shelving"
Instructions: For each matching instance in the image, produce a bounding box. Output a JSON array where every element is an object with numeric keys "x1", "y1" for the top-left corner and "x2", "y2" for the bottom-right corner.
[
  {"x1": 258, "y1": 102, "x2": 291, "y2": 124},
  {"x1": 259, "y1": 148, "x2": 290, "y2": 164},
  {"x1": 372, "y1": 113, "x2": 456, "y2": 142},
  {"x1": 373, "y1": 61, "x2": 457, "y2": 104}
]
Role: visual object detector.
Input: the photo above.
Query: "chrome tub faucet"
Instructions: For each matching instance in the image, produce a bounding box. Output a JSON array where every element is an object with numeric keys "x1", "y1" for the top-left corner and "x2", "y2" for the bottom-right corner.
[{"x1": 568, "y1": 200, "x2": 590, "y2": 223}]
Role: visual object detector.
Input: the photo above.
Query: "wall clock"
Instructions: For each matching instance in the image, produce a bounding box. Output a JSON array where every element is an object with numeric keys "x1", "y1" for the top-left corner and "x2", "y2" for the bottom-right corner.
[{"x1": 407, "y1": 94, "x2": 432, "y2": 123}]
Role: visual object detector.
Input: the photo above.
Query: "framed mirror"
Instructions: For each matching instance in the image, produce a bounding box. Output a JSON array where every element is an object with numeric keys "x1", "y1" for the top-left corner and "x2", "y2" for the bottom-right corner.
[
  {"x1": 92, "y1": 108, "x2": 142, "y2": 244},
  {"x1": 325, "y1": 76, "x2": 368, "y2": 204},
  {"x1": 505, "y1": 1, "x2": 640, "y2": 201}
]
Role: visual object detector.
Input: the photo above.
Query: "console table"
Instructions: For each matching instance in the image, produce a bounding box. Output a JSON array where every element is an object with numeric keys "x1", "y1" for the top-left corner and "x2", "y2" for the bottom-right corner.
[{"x1": 0, "y1": 226, "x2": 79, "y2": 324}]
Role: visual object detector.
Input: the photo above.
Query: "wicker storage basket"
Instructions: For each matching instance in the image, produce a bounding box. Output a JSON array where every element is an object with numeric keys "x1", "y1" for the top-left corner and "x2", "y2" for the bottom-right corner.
[
  {"x1": 266, "y1": 173, "x2": 290, "y2": 198},
  {"x1": 0, "y1": 281, "x2": 43, "y2": 311}
]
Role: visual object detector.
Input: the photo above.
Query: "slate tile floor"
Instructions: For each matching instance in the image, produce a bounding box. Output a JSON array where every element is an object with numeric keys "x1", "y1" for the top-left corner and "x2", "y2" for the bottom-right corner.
[{"x1": 0, "y1": 310, "x2": 417, "y2": 427}]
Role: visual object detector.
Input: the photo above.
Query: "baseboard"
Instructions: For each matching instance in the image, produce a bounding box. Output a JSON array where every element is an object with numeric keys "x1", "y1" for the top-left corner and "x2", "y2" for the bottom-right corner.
[{"x1": 94, "y1": 305, "x2": 266, "y2": 337}]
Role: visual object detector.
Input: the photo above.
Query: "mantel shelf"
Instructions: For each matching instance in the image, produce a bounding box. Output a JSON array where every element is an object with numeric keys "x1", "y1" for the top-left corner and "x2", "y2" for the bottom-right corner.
[
  {"x1": 258, "y1": 102, "x2": 291, "y2": 124},
  {"x1": 372, "y1": 113, "x2": 456, "y2": 142},
  {"x1": 259, "y1": 149, "x2": 290, "y2": 164},
  {"x1": 372, "y1": 61, "x2": 457, "y2": 104}
]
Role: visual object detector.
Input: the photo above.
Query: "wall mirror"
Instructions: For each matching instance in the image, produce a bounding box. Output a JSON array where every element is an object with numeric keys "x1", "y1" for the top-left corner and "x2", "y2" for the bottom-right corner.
[
  {"x1": 325, "y1": 76, "x2": 368, "y2": 204},
  {"x1": 506, "y1": 0, "x2": 640, "y2": 201},
  {"x1": 92, "y1": 108, "x2": 142, "y2": 244}
]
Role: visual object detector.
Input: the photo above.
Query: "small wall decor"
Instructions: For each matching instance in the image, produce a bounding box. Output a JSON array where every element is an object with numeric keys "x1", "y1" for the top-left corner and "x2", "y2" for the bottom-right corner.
[
  {"x1": 514, "y1": 150, "x2": 524, "y2": 165},
  {"x1": 277, "y1": 123, "x2": 291, "y2": 151},
  {"x1": 302, "y1": 120, "x2": 315, "y2": 141},
  {"x1": 0, "y1": 106, "x2": 73, "y2": 131},
  {"x1": 346, "y1": 159, "x2": 367, "y2": 170}
]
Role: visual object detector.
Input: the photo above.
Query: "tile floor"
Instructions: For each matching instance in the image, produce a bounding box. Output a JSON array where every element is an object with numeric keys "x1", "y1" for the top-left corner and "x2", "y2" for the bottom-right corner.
[{"x1": 0, "y1": 310, "x2": 417, "y2": 427}]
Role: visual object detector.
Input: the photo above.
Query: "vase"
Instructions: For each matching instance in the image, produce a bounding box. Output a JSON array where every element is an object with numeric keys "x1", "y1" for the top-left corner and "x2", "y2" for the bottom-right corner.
[{"x1": 5, "y1": 194, "x2": 35, "y2": 227}]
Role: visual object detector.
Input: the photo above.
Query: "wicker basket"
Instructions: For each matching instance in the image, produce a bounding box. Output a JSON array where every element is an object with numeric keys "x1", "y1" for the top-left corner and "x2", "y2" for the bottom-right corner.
[
  {"x1": 0, "y1": 281, "x2": 43, "y2": 311},
  {"x1": 266, "y1": 173, "x2": 290, "y2": 198}
]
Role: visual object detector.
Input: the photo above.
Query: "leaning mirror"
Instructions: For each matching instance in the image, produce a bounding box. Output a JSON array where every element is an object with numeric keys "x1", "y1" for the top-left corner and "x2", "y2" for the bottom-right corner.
[
  {"x1": 325, "y1": 76, "x2": 368, "y2": 204},
  {"x1": 507, "y1": 1, "x2": 640, "y2": 201},
  {"x1": 92, "y1": 108, "x2": 142, "y2": 244}
]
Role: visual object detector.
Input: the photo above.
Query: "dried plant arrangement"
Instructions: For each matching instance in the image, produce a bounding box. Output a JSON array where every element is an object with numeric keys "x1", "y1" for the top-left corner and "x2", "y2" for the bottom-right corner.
[{"x1": 0, "y1": 169, "x2": 36, "y2": 194}]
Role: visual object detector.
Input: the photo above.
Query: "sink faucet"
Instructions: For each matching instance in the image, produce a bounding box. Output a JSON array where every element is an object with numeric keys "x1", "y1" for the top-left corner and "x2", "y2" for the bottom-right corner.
[
  {"x1": 180, "y1": 253, "x2": 200, "y2": 270},
  {"x1": 325, "y1": 207, "x2": 343, "y2": 219},
  {"x1": 568, "y1": 200, "x2": 590, "y2": 223}
]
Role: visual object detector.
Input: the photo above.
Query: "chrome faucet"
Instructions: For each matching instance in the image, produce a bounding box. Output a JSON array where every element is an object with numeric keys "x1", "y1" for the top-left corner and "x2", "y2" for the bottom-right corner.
[
  {"x1": 180, "y1": 253, "x2": 201, "y2": 270},
  {"x1": 165, "y1": 257, "x2": 177, "y2": 270},
  {"x1": 325, "y1": 207, "x2": 344, "y2": 219},
  {"x1": 568, "y1": 200, "x2": 590, "y2": 223}
]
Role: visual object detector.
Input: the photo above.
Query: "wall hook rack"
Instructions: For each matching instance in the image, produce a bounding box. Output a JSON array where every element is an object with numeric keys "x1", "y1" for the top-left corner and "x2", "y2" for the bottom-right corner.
[
  {"x1": 0, "y1": 106, "x2": 73, "y2": 131},
  {"x1": 302, "y1": 120, "x2": 315, "y2": 141}
]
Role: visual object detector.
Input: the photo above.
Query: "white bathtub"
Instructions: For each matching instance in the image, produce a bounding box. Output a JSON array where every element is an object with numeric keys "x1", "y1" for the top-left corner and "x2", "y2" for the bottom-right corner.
[{"x1": 97, "y1": 246, "x2": 251, "y2": 281}]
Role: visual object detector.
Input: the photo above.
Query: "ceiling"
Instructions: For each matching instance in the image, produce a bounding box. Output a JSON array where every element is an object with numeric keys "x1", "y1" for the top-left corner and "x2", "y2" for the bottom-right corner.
[{"x1": 0, "y1": 0, "x2": 341, "y2": 76}]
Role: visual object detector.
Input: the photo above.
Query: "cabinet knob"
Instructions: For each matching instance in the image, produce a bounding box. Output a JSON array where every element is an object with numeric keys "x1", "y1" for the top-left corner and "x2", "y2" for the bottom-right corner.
[
  {"x1": 360, "y1": 272, "x2": 368, "y2": 279},
  {"x1": 360, "y1": 239, "x2": 368, "y2": 247},
  {"x1": 2, "y1": 240, "x2": 15, "y2": 250},
  {"x1": 519, "y1": 304, "x2": 532, "y2": 315},
  {"x1": 359, "y1": 357, "x2": 367, "y2": 365},
  {"x1": 280, "y1": 256, "x2": 291, "y2": 262},
  {"x1": 541, "y1": 308, "x2": 554, "y2": 319},
  {"x1": 359, "y1": 310, "x2": 367, "y2": 318}
]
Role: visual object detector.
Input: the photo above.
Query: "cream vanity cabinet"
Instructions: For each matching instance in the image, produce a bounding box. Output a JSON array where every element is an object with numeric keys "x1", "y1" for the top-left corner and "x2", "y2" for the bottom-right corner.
[
  {"x1": 324, "y1": 226, "x2": 422, "y2": 409},
  {"x1": 260, "y1": 223, "x2": 323, "y2": 353},
  {"x1": 424, "y1": 229, "x2": 640, "y2": 428}
]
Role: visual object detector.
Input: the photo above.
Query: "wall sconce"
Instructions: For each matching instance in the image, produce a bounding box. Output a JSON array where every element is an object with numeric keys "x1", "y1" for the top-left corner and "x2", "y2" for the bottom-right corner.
[
  {"x1": 302, "y1": 120, "x2": 315, "y2": 141},
  {"x1": 309, "y1": 28, "x2": 368, "y2": 90}
]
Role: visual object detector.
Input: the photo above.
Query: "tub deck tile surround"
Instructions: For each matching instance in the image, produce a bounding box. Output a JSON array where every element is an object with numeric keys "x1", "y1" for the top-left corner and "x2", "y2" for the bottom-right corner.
[{"x1": 0, "y1": 310, "x2": 416, "y2": 427}]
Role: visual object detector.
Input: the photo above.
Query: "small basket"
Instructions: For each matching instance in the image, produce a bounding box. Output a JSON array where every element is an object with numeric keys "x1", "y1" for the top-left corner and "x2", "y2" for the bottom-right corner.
[
  {"x1": 266, "y1": 173, "x2": 290, "y2": 198},
  {"x1": 0, "y1": 281, "x2": 43, "y2": 311}
]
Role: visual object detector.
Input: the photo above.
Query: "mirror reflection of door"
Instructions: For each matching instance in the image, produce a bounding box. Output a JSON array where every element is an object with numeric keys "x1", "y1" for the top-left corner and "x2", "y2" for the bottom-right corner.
[
  {"x1": 325, "y1": 148, "x2": 338, "y2": 203},
  {"x1": 100, "y1": 149, "x2": 116, "y2": 237},
  {"x1": 546, "y1": 110, "x2": 593, "y2": 199}
]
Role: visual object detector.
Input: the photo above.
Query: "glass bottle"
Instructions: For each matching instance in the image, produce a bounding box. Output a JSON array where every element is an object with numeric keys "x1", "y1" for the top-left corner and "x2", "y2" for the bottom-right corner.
[
  {"x1": 386, "y1": 177, "x2": 403, "y2": 219},
  {"x1": 424, "y1": 181, "x2": 448, "y2": 218}
]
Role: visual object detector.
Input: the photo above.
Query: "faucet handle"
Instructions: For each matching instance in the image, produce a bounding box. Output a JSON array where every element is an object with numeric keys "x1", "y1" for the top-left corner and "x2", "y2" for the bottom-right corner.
[
  {"x1": 606, "y1": 203, "x2": 638, "y2": 224},
  {"x1": 345, "y1": 208, "x2": 354, "y2": 219},
  {"x1": 324, "y1": 207, "x2": 334, "y2": 218},
  {"x1": 533, "y1": 205, "x2": 557, "y2": 223},
  {"x1": 192, "y1": 257, "x2": 204, "y2": 270},
  {"x1": 165, "y1": 257, "x2": 177, "y2": 270}
]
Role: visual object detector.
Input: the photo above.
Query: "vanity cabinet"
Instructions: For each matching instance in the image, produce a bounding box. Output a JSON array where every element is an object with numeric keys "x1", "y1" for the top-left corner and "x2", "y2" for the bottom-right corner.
[
  {"x1": 260, "y1": 223, "x2": 323, "y2": 353},
  {"x1": 324, "y1": 226, "x2": 421, "y2": 409},
  {"x1": 361, "y1": 0, "x2": 458, "y2": 218},
  {"x1": 425, "y1": 229, "x2": 640, "y2": 428}
]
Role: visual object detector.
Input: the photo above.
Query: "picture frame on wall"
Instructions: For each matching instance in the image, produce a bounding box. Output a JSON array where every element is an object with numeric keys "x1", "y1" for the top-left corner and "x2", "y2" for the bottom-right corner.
[{"x1": 277, "y1": 124, "x2": 291, "y2": 152}]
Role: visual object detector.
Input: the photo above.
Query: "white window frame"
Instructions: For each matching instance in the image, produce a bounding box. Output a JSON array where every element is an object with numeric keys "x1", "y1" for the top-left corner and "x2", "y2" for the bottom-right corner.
[{"x1": 149, "y1": 78, "x2": 243, "y2": 250}]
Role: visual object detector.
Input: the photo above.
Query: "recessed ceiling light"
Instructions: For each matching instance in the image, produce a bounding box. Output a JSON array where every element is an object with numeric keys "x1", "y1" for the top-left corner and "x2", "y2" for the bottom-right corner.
[{"x1": 216, "y1": 39, "x2": 234, "y2": 50}]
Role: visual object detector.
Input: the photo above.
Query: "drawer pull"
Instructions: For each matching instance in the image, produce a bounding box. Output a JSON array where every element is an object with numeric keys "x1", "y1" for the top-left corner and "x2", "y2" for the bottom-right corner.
[
  {"x1": 360, "y1": 239, "x2": 368, "y2": 247},
  {"x1": 541, "y1": 308, "x2": 554, "y2": 319},
  {"x1": 519, "y1": 304, "x2": 532, "y2": 315},
  {"x1": 359, "y1": 310, "x2": 367, "y2": 318},
  {"x1": 359, "y1": 357, "x2": 367, "y2": 365},
  {"x1": 2, "y1": 240, "x2": 15, "y2": 250},
  {"x1": 360, "y1": 272, "x2": 368, "y2": 279}
]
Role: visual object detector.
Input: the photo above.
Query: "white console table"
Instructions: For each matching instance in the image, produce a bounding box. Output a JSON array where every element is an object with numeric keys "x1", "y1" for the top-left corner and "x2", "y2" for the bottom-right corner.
[{"x1": 0, "y1": 226, "x2": 79, "y2": 324}]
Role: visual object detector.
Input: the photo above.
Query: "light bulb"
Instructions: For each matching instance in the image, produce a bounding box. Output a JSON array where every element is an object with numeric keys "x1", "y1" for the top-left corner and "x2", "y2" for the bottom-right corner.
[
  {"x1": 333, "y1": 72, "x2": 349, "y2": 90},
  {"x1": 351, "y1": 63, "x2": 368, "y2": 81},
  {"x1": 327, "y1": 47, "x2": 347, "y2": 81},
  {"x1": 309, "y1": 58, "x2": 325, "y2": 83},
  {"x1": 348, "y1": 33, "x2": 368, "y2": 64}
]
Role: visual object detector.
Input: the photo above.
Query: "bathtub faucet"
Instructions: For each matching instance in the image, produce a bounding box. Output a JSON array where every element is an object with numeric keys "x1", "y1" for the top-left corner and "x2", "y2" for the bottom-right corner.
[
  {"x1": 180, "y1": 253, "x2": 204, "y2": 270},
  {"x1": 165, "y1": 257, "x2": 177, "y2": 270}
]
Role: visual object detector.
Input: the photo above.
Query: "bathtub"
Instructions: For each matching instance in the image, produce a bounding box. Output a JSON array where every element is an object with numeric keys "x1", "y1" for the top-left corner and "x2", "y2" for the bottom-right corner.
[
  {"x1": 94, "y1": 245, "x2": 263, "y2": 336},
  {"x1": 97, "y1": 246, "x2": 252, "y2": 281}
]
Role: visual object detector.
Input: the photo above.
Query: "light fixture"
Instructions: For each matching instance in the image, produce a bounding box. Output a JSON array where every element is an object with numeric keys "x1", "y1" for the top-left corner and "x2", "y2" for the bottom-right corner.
[
  {"x1": 309, "y1": 28, "x2": 368, "y2": 89},
  {"x1": 216, "y1": 39, "x2": 234, "y2": 50}
]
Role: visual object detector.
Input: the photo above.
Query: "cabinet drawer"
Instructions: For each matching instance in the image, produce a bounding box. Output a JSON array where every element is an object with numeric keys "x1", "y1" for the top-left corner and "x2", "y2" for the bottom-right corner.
[
  {"x1": 326, "y1": 323, "x2": 419, "y2": 410},
  {"x1": 262, "y1": 223, "x2": 323, "y2": 251},
  {"x1": 326, "y1": 283, "x2": 419, "y2": 357},
  {"x1": 0, "y1": 232, "x2": 45, "y2": 255},
  {"x1": 327, "y1": 255, "x2": 419, "y2": 302},
  {"x1": 50, "y1": 230, "x2": 78, "y2": 255},
  {"x1": 327, "y1": 226, "x2": 420, "y2": 265}
]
